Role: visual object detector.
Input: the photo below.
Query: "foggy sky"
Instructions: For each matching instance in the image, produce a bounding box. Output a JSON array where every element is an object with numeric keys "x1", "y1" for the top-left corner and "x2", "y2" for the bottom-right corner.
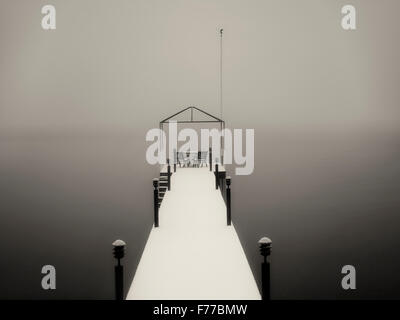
[{"x1": 1, "y1": 0, "x2": 400, "y2": 299}]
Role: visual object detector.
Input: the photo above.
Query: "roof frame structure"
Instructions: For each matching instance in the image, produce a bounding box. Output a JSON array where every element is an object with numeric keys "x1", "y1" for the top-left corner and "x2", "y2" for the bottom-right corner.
[
  {"x1": 159, "y1": 106, "x2": 226, "y2": 165},
  {"x1": 160, "y1": 106, "x2": 224, "y2": 124}
]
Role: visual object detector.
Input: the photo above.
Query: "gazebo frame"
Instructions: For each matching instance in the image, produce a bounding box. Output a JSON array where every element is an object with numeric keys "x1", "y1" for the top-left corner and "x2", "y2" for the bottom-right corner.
[{"x1": 159, "y1": 106, "x2": 225, "y2": 164}]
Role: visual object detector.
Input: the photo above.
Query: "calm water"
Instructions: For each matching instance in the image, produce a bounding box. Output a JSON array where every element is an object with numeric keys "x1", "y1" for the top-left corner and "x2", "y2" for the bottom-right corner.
[{"x1": 1, "y1": 130, "x2": 400, "y2": 299}]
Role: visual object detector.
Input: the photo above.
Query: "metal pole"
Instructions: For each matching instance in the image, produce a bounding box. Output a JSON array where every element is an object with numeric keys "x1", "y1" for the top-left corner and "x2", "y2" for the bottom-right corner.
[
  {"x1": 258, "y1": 237, "x2": 272, "y2": 301},
  {"x1": 222, "y1": 121, "x2": 225, "y2": 165},
  {"x1": 220, "y1": 122, "x2": 223, "y2": 166},
  {"x1": 226, "y1": 176, "x2": 231, "y2": 225},
  {"x1": 173, "y1": 149, "x2": 176, "y2": 172},
  {"x1": 153, "y1": 178, "x2": 159, "y2": 227},
  {"x1": 219, "y1": 28, "x2": 223, "y2": 119},
  {"x1": 215, "y1": 162, "x2": 219, "y2": 190},
  {"x1": 159, "y1": 123, "x2": 163, "y2": 169},
  {"x1": 112, "y1": 239, "x2": 126, "y2": 300},
  {"x1": 209, "y1": 147, "x2": 212, "y2": 171},
  {"x1": 167, "y1": 158, "x2": 171, "y2": 191}
]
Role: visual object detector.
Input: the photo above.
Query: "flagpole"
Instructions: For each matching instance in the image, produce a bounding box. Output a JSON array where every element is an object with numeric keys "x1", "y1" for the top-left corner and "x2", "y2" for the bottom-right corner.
[
  {"x1": 219, "y1": 28, "x2": 224, "y2": 164},
  {"x1": 219, "y1": 28, "x2": 223, "y2": 119}
]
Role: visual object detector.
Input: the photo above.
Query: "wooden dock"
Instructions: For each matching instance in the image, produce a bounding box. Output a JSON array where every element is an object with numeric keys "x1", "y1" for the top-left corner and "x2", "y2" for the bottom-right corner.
[{"x1": 127, "y1": 167, "x2": 260, "y2": 300}]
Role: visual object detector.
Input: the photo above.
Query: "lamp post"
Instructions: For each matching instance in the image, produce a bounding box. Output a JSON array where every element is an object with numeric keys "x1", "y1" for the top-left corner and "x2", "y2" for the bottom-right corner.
[
  {"x1": 112, "y1": 239, "x2": 126, "y2": 300},
  {"x1": 209, "y1": 147, "x2": 212, "y2": 171},
  {"x1": 153, "y1": 178, "x2": 159, "y2": 227},
  {"x1": 167, "y1": 158, "x2": 171, "y2": 190},
  {"x1": 258, "y1": 237, "x2": 272, "y2": 301},
  {"x1": 173, "y1": 149, "x2": 177, "y2": 172},
  {"x1": 226, "y1": 176, "x2": 231, "y2": 225},
  {"x1": 215, "y1": 161, "x2": 219, "y2": 190}
]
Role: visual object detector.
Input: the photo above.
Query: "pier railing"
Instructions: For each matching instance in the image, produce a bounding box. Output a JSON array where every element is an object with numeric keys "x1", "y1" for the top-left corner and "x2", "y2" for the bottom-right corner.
[{"x1": 152, "y1": 149, "x2": 232, "y2": 227}]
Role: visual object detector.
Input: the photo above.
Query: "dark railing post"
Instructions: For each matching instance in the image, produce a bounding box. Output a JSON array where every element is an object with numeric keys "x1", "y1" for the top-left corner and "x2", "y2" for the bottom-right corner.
[
  {"x1": 167, "y1": 158, "x2": 171, "y2": 191},
  {"x1": 173, "y1": 149, "x2": 176, "y2": 172},
  {"x1": 209, "y1": 147, "x2": 212, "y2": 171},
  {"x1": 153, "y1": 178, "x2": 159, "y2": 227},
  {"x1": 259, "y1": 237, "x2": 272, "y2": 301},
  {"x1": 226, "y1": 176, "x2": 231, "y2": 225},
  {"x1": 112, "y1": 239, "x2": 126, "y2": 301},
  {"x1": 215, "y1": 161, "x2": 219, "y2": 190},
  {"x1": 197, "y1": 151, "x2": 201, "y2": 168}
]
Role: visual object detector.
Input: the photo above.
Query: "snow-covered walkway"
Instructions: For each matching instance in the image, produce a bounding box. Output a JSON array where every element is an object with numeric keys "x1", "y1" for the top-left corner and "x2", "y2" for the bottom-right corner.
[{"x1": 127, "y1": 167, "x2": 260, "y2": 300}]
